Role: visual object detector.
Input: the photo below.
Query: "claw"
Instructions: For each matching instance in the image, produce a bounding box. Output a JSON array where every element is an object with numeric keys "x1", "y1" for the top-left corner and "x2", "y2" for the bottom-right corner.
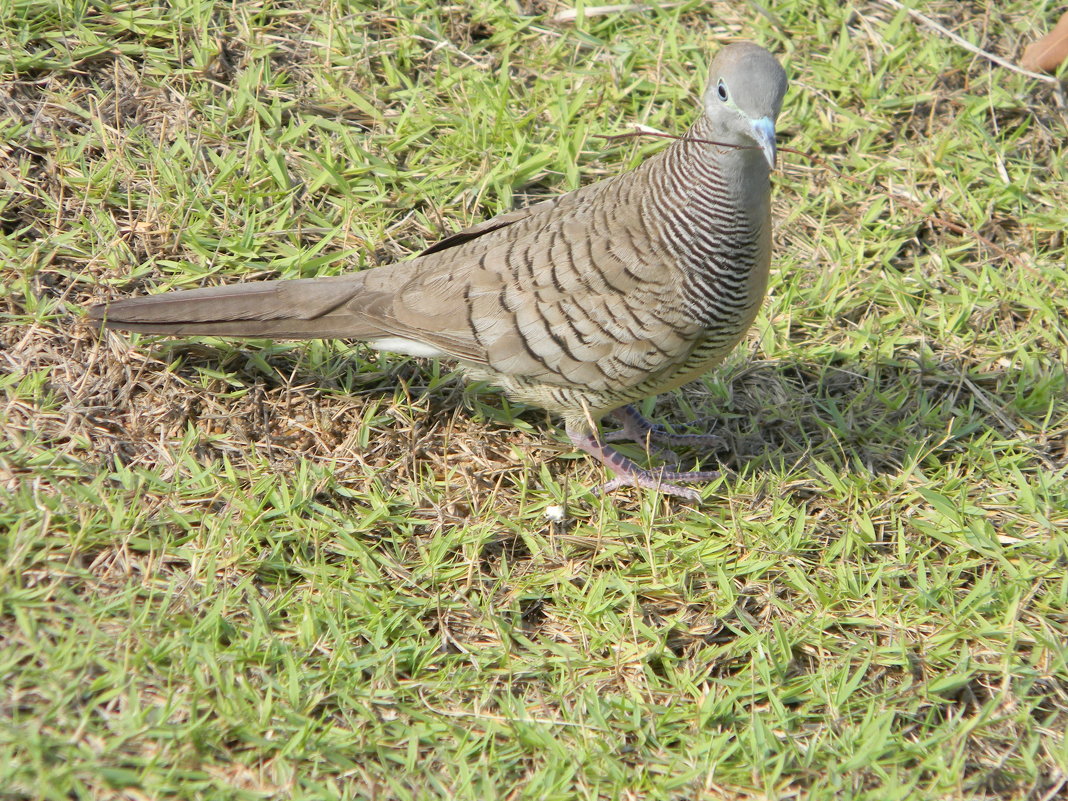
[
  {"x1": 568, "y1": 421, "x2": 720, "y2": 501},
  {"x1": 605, "y1": 405, "x2": 726, "y2": 451}
]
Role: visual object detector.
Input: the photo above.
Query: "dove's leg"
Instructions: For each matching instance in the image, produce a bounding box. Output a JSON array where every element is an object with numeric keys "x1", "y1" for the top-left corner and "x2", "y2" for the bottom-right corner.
[{"x1": 566, "y1": 425, "x2": 720, "y2": 502}]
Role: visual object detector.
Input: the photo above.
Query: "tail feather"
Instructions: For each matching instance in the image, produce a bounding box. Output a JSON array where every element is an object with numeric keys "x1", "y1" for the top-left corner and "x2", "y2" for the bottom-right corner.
[{"x1": 89, "y1": 275, "x2": 380, "y2": 339}]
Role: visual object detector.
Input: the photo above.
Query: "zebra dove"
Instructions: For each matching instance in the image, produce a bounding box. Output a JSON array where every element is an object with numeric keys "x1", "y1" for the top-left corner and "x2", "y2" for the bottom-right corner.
[{"x1": 90, "y1": 42, "x2": 788, "y2": 500}]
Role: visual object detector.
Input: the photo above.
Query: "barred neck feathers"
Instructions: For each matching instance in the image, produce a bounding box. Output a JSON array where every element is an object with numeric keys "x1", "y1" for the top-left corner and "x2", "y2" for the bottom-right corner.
[{"x1": 639, "y1": 118, "x2": 772, "y2": 332}]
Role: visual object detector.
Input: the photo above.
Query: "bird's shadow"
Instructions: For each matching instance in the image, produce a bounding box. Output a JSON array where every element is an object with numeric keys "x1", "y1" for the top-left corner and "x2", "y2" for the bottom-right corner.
[
  {"x1": 649, "y1": 353, "x2": 1062, "y2": 480},
  {"x1": 140, "y1": 339, "x2": 1064, "y2": 490}
]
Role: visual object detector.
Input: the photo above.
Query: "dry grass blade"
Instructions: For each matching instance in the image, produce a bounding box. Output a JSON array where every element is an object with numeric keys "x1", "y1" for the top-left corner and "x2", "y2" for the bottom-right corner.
[{"x1": 550, "y1": 2, "x2": 683, "y2": 24}]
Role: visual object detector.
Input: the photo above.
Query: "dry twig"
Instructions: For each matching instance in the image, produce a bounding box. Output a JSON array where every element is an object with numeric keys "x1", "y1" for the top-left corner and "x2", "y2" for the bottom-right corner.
[{"x1": 875, "y1": 0, "x2": 1060, "y2": 86}]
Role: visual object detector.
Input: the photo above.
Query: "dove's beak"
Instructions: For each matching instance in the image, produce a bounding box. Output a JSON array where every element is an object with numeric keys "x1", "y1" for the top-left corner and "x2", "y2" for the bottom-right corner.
[{"x1": 750, "y1": 117, "x2": 777, "y2": 169}]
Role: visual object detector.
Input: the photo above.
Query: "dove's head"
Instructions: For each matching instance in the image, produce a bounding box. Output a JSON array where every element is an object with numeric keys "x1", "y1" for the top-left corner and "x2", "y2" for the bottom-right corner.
[{"x1": 702, "y1": 42, "x2": 787, "y2": 168}]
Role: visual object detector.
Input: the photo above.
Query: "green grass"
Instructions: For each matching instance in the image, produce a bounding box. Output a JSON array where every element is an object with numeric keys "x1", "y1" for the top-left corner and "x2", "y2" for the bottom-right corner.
[{"x1": 2, "y1": 1, "x2": 1067, "y2": 798}]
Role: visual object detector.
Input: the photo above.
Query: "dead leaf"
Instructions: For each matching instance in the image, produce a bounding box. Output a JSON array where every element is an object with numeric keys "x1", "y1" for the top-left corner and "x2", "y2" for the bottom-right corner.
[{"x1": 1021, "y1": 10, "x2": 1068, "y2": 73}]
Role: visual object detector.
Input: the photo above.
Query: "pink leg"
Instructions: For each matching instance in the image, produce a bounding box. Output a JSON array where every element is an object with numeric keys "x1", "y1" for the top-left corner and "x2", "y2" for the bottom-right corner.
[{"x1": 567, "y1": 424, "x2": 720, "y2": 501}]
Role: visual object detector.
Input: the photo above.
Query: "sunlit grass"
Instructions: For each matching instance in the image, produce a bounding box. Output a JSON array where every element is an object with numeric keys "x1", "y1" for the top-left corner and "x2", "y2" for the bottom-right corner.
[{"x1": 1, "y1": 1, "x2": 1066, "y2": 799}]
